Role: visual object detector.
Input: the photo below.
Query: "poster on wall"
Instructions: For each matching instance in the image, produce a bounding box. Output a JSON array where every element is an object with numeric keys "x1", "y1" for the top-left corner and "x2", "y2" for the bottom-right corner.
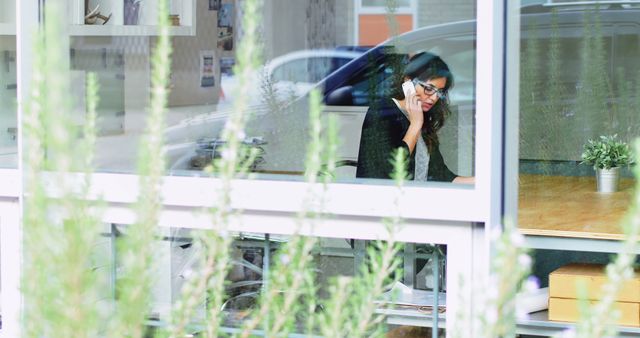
[
  {"x1": 209, "y1": 0, "x2": 221, "y2": 11},
  {"x1": 200, "y1": 51, "x2": 216, "y2": 88}
]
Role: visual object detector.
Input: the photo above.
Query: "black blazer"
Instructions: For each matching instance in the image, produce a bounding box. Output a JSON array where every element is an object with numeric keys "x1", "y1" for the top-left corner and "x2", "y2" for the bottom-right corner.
[{"x1": 355, "y1": 98, "x2": 456, "y2": 182}]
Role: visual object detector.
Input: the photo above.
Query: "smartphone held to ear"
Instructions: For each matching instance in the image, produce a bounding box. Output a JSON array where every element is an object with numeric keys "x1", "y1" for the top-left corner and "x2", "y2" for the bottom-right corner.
[{"x1": 402, "y1": 80, "x2": 416, "y2": 98}]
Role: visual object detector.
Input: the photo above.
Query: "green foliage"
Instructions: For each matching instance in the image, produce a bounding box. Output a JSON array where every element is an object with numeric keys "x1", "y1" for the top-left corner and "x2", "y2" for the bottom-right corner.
[
  {"x1": 487, "y1": 224, "x2": 531, "y2": 338},
  {"x1": 107, "y1": 1, "x2": 172, "y2": 337},
  {"x1": 451, "y1": 222, "x2": 531, "y2": 338},
  {"x1": 22, "y1": 2, "x2": 104, "y2": 338},
  {"x1": 235, "y1": 88, "x2": 335, "y2": 338},
  {"x1": 165, "y1": 1, "x2": 264, "y2": 337},
  {"x1": 581, "y1": 135, "x2": 634, "y2": 169},
  {"x1": 315, "y1": 147, "x2": 405, "y2": 338}
]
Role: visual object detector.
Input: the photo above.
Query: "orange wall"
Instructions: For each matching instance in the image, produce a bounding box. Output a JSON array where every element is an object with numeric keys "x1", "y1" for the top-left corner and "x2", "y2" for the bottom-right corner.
[{"x1": 358, "y1": 14, "x2": 413, "y2": 46}]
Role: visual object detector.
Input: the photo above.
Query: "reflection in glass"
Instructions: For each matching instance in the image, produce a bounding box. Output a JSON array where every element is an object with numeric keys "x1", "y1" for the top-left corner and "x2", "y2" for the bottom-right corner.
[
  {"x1": 164, "y1": 1, "x2": 477, "y2": 185},
  {"x1": 103, "y1": 226, "x2": 446, "y2": 334},
  {"x1": 57, "y1": 0, "x2": 477, "y2": 185},
  {"x1": 0, "y1": 36, "x2": 17, "y2": 168}
]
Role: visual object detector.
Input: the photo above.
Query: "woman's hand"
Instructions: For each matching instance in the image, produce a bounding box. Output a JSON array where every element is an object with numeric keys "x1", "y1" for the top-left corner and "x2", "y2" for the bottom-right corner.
[
  {"x1": 402, "y1": 92, "x2": 424, "y2": 154},
  {"x1": 405, "y1": 92, "x2": 424, "y2": 128}
]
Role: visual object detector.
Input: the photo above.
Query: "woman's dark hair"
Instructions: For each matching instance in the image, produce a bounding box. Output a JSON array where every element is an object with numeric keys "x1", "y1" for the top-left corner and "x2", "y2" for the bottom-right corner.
[{"x1": 391, "y1": 52, "x2": 454, "y2": 152}]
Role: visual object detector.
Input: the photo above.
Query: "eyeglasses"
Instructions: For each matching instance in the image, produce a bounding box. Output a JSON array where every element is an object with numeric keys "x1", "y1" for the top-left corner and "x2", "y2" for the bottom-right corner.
[{"x1": 412, "y1": 79, "x2": 446, "y2": 99}]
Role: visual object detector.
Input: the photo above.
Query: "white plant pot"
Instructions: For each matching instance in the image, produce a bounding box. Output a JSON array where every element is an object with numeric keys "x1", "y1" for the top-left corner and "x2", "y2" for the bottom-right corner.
[{"x1": 596, "y1": 167, "x2": 620, "y2": 193}]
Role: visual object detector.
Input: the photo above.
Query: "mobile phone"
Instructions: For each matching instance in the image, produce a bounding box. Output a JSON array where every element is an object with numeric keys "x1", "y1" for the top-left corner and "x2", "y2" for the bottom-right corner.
[{"x1": 402, "y1": 80, "x2": 416, "y2": 98}]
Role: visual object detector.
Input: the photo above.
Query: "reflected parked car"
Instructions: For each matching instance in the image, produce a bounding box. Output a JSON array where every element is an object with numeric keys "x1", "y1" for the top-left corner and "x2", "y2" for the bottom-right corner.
[{"x1": 219, "y1": 49, "x2": 363, "y2": 105}]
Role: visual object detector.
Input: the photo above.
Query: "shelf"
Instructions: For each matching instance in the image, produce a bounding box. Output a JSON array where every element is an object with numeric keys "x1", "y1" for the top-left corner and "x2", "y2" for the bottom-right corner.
[
  {"x1": 66, "y1": 0, "x2": 196, "y2": 37},
  {"x1": 0, "y1": 23, "x2": 15, "y2": 35},
  {"x1": 68, "y1": 24, "x2": 195, "y2": 36},
  {"x1": 517, "y1": 310, "x2": 640, "y2": 337},
  {"x1": 377, "y1": 307, "x2": 446, "y2": 328},
  {"x1": 0, "y1": 23, "x2": 195, "y2": 37}
]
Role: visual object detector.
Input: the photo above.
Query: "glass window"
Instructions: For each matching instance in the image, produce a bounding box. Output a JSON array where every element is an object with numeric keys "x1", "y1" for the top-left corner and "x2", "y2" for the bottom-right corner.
[
  {"x1": 108, "y1": 225, "x2": 447, "y2": 335},
  {"x1": 515, "y1": 3, "x2": 640, "y2": 283},
  {"x1": 54, "y1": 0, "x2": 477, "y2": 188}
]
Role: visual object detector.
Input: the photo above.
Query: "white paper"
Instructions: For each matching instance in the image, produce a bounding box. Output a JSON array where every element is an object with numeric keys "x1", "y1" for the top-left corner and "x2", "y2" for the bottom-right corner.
[{"x1": 516, "y1": 287, "x2": 549, "y2": 313}]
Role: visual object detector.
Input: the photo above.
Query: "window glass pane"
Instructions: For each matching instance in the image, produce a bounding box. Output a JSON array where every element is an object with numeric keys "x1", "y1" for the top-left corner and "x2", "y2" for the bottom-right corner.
[
  {"x1": 516, "y1": 4, "x2": 640, "y2": 282},
  {"x1": 60, "y1": 0, "x2": 476, "y2": 187},
  {"x1": 0, "y1": 0, "x2": 16, "y2": 169},
  {"x1": 0, "y1": 35, "x2": 16, "y2": 168},
  {"x1": 106, "y1": 226, "x2": 446, "y2": 335}
]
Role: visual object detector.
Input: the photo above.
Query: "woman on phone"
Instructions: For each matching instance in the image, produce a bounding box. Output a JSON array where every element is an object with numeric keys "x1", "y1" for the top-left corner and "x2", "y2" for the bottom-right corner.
[{"x1": 356, "y1": 52, "x2": 474, "y2": 184}]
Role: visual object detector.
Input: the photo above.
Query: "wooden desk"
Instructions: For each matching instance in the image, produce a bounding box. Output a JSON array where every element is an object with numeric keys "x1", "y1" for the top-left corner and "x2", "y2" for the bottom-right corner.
[{"x1": 518, "y1": 174, "x2": 635, "y2": 240}]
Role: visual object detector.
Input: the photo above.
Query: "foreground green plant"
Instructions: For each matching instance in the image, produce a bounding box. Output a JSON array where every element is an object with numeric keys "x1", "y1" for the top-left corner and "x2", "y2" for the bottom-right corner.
[
  {"x1": 22, "y1": 2, "x2": 103, "y2": 337},
  {"x1": 235, "y1": 87, "x2": 337, "y2": 337},
  {"x1": 107, "y1": 1, "x2": 172, "y2": 337},
  {"x1": 315, "y1": 149, "x2": 405, "y2": 338},
  {"x1": 453, "y1": 222, "x2": 531, "y2": 338},
  {"x1": 166, "y1": 1, "x2": 263, "y2": 336}
]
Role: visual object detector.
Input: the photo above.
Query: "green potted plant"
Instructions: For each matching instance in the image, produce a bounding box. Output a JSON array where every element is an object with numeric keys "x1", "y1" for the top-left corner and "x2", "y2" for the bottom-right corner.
[{"x1": 581, "y1": 134, "x2": 634, "y2": 193}]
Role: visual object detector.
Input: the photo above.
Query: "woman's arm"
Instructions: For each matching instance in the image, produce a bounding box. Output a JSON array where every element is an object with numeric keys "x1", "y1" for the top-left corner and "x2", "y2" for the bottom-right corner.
[{"x1": 402, "y1": 124, "x2": 422, "y2": 155}]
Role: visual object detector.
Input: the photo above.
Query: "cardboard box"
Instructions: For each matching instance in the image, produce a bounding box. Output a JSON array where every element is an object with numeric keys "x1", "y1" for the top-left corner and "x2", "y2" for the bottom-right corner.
[
  {"x1": 549, "y1": 264, "x2": 640, "y2": 303},
  {"x1": 549, "y1": 297, "x2": 640, "y2": 326}
]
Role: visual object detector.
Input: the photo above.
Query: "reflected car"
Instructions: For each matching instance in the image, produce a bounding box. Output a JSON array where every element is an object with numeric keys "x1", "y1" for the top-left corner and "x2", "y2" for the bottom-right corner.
[{"x1": 219, "y1": 49, "x2": 363, "y2": 105}]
